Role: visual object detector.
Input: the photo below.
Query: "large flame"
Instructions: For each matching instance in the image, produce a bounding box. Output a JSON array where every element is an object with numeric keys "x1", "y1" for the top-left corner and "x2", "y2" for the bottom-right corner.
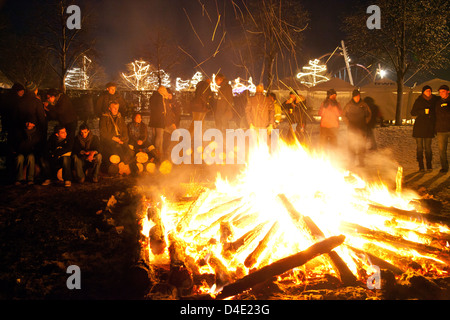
[{"x1": 140, "y1": 138, "x2": 450, "y2": 294}]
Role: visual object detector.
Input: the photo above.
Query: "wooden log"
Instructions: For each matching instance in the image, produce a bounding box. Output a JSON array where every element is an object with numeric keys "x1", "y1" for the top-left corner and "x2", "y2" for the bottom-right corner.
[
  {"x1": 215, "y1": 235, "x2": 346, "y2": 300},
  {"x1": 244, "y1": 221, "x2": 280, "y2": 269},
  {"x1": 193, "y1": 197, "x2": 244, "y2": 223},
  {"x1": 340, "y1": 221, "x2": 450, "y2": 263},
  {"x1": 168, "y1": 234, "x2": 194, "y2": 295},
  {"x1": 278, "y1": 194, "x2": 358, "y2": 285},
  {"x1": 222, "y1": 222, "x2": 267, "y2": 256},
  {"x1": 147, "y1": 205, "x2": 167, "y2": 255}
]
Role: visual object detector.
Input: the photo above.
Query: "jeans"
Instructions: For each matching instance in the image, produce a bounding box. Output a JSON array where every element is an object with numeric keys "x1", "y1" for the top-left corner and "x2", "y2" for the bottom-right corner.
[
  {"x1": 320, "y1": 127, "x2": 339, "y2": 151},
  {"x1": 437, "y1": 132, "x2": 450, "y2": 171},
  {"x1": 415, "y1": 138, "x2": 433, "y2": 169},
  {"x1": 73, "y1": 153, "x2": 102, "y2": 180},
  {"x1": 15, "y1": 153, "x2": 35, "y2": 182}
]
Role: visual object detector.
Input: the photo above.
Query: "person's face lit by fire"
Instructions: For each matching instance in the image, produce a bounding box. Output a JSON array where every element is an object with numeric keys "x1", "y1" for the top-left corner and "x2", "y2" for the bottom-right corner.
[
  {"x1": 353, "y1": 95, "x2": 361, "y2": 103},
  {"x1": 47, "y1": 95, "x2": 56, "y2": 104},
  {"x1": 80, "y1": 129, "x2": 89, "y2": 139},
  {"x1": 329, "y1": 94, "x2": 337, "y2": 100},
  {"x1": 17, "y1": 90, "x2": 25, "y2": 97},
  {"x1": 109, "y1": 103, "x2": 119, "y2": 116},
  {"x1": 56, "y1": 128, "x2": 67, "y2": 140},
  {"x1": 215, "y1": 77, "x2": 223, "y2": 86},
  {"x1": 439, "y1": 89, "x2": 449, "y2": 100},
  {"x1": 107, "y1": 86, "x2": 116, "y2": 95},
  {"x1": 25, "y1": 122, "x2": 35, "y2": 130},
  {"x1": 134, "y1": 114, "x2": 142, "y2": 124},
  {"x1": 423, "y1": 89, "x2": 432, "y2": 98}
]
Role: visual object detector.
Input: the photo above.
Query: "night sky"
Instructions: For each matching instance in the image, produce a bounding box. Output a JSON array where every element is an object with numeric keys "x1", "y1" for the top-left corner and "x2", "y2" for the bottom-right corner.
[{"x1": 1, "y1": 0, "x2": 447, "y2": 84}]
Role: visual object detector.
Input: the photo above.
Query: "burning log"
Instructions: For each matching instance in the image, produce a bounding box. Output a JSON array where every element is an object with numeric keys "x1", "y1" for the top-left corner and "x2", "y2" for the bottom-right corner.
[
  {"x1": 148, "y1": 205, "x2": 167, "y2": 255},
  {"x1": 368, "y1": 204, "x2": 450, "y2": 228},
  {"x1": 278, "y1": 194, "x2": 358, "y2": 285},
  {"x1": 222, "y1": 222, "x2": 267, "y2": 258},
  {"x1": 215, "y1": 235, "x2": 346, "y2": 300},
  {"x1": 340, "y1": 221, "x2": 450, "y2": 264},
  {"x1": 168, "y1": 234, "x2": 194, "y2": 295},
  {"x1": 209, "y1": 255, "x2": 233, "y2": 288},
  {"x1": 244, "y1": 221, "x2": 280, "y2": 269},
  {"x1": 193, "y1": 197, "x2": 244, "y2": 223}
]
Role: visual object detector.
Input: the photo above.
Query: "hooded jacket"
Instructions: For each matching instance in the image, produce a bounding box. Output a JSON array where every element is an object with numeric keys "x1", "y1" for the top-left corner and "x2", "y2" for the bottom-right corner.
[{"x1": 435, "y1": 94, "x2": 450, "y2": 133}]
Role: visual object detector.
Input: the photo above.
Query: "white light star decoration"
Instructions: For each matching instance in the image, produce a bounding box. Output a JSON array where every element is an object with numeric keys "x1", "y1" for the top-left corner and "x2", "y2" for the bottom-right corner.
[
  {"x1": 121, "y1": 60, "x2": 151, "y2": 91},
  {"x1": 232, "y1": 77, "x2": 257, "y2": 95},
  {"x1": 296, "y1": 59, "x2": 330, "y2": 87}
]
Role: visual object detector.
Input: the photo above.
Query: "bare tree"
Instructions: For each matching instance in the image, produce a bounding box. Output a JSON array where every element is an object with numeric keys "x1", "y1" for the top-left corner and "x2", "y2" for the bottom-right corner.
[
  {"x1": 237, "y1": 0, "x2": 310, "y2": 90},
  {"x1": 40, "y1": 0, "x2": 96, "y2": 93},
  {"x1": 343, "y1": 0, "x2": 450, "y2": 125}
]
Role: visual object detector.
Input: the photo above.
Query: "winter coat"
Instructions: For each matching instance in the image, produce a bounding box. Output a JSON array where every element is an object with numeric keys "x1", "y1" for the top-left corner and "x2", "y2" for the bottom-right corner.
[
  {"x1": 95, "y1": 92, "x2": 128, "y2": 117},
  {"x1": 47, "y1": 134, "x2": 72, "y2": 159},
  {"x1": 215, "y1": 80, "x2": 234, "y2": 120},
  {"x1": 343, "y1": 99, "x2": 372, "y2": 132},
  {"x1": 149, "y1": 91, "x2": 166, "y2": 128},
  {"x1": 53, "y1": 94, "x2": 77, "y2": 126},
  {"x1": 191, "y1": 80, "x2": 212, "y2": 113},
  {"x1": 99, "y1": 112, "x2": 129, "y2": 144},
  {"x1": 127, "y1": 122, "x2": 149, "y2": 147},
  {"x1": 16, "y1": 92, "x2": 47, "y2": 134},
  {"x1": 11, "y1": 126, "x2": 42, "y2": 156},
  {"x1": 72, "y1": 131, "x2": 100, "y2": 157},
  {"x1": 282, "y1": 96, "x2": 308, "y2": 128},
  {"x1": 245, "y1": 93, "x2": 274, "y2": 128},
  {"x1": 411, "y1": 94, "x2": 438, "y2": 138},
  {"x1": 318, "y1": 98, "x2": 342, "y2": 129},
  {"x1": 0, "y1": 90, "x2": 23, "y2": 134},
  {"x1": 435, "y1": 95, "x2": 450, "y2": 133}
]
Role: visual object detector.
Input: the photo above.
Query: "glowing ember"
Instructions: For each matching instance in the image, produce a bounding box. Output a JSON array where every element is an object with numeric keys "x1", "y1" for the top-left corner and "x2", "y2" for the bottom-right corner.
[{"x1": 139, "y1": 139, "x2": 450, "y2": 295}]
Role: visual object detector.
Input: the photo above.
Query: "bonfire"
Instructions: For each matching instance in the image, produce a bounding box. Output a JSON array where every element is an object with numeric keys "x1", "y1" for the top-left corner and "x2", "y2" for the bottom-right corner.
[{"x1": 137, "y1": 138, "x2": 450, "y2": 299}]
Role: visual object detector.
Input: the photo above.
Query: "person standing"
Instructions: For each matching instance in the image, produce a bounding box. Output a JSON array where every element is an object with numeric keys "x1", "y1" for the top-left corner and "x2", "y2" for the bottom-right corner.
[
  {"x1": 95, "y1": 82, "x2": 128, "y2": 117},
  {"x1": 435, "y1": 85, "x2": 450, "y2": 173},
  {"x1": 364, "y1": 96, "x2": 384, "y2": 151},
  {"x1": 214, "y1": 73, "x2": 235, "y2": 132},
  {"x1": 282, "y1": 90, "x2": 308, "y2": 144},
  {"x1": 190, "y1": 78, "x2": 212, "y2": 132},
  {"x1": 245, "y1": 85, "x2": 274, "y2": 134},
  {"x1": 16, "y1": 82, "x2": 47, "y2": 146},
  {"x1": 149, "y1": 86, "x2": 170, "y2": 160},
  {"x1": 46, "y1": 89, "x2": 78, "y2": 148},
  {"x1": 343, "y1": 90, "x2": 372, "y2": 168},
  {"x1": 318, "y1": 89, "x2": 342, "y2": 152},
  {"x1": 411, "y1": 85, "x2": 438, "y2": 172}
]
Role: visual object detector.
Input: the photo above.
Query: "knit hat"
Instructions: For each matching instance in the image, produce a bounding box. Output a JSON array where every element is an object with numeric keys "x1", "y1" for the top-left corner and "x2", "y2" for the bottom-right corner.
[
  {"x1": 327, "y1": 89, "x2": 337, "y2": 96},
  {"x1": 11, "y1": 83, "x2": 25, "y2": 92},
  {"x1": 438, "y1": 84, "x2": 449, "y2": 91},
  {"x1": 106, "y1": 82, "x2": 117, "y2": 88},
  {"x1": 25, "y1": 81, "x2": 37, "y2": 92},
  {"x1": 422, "y1": 85, "x2": 432, "y2": 93},
  {"x1": 352, "y1": 89, "x2": 361, "y2": 97}
]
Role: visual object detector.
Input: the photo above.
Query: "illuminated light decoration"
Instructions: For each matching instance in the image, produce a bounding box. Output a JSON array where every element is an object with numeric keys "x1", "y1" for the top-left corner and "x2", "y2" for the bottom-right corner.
[
  {"x1": 121, "y1": 60, "x2": 151, "y2": 91},
  {"x1": 65, "y1": 55, "x2": 91, "y2": 89},
  {"x1": 210, "y1": 74, "x2": 219, "y2": 92},
  {"x1": 296, "y1": 59, "x2": 330, "y2": 88},
  {"x1": 175, "y1": 72, "x2": 204, "y2": 92},
  {"x1": 146, "y1": 69, "x2": 171, "y2": 91},
  {"x1": 232, "y1": 77, "x2": 257, "y2": 95},
  {"x1": 176, "y1": 77, "x2": 191, "y2": 91}
]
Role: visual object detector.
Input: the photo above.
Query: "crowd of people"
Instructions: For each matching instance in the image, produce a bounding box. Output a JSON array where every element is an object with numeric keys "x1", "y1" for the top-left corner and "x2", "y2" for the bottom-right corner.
[
  {"x1": 0, "y1": 81, "x2": 179, "y2": 187},
  {"x1": 0, "y1": 75, "x2": 449, "y2": 187}
]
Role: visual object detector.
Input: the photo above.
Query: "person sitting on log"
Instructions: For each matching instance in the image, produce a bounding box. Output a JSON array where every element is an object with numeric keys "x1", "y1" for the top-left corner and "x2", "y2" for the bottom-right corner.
[
  {"x1": 99, "y1": 100, "x2": 136, "y2": 174},
  {"x1": 10, "y1": 118, "x2": 42, "y2": 186},
  {"x1": 43, "y1": 125, "x2": 73, "y2": 187},
  {"x1": 127, "y1": 112, "x2": 152, "y2": 152},
  {"x1": 72, "y1": 123, "x2": 102, "y2": 183}
]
